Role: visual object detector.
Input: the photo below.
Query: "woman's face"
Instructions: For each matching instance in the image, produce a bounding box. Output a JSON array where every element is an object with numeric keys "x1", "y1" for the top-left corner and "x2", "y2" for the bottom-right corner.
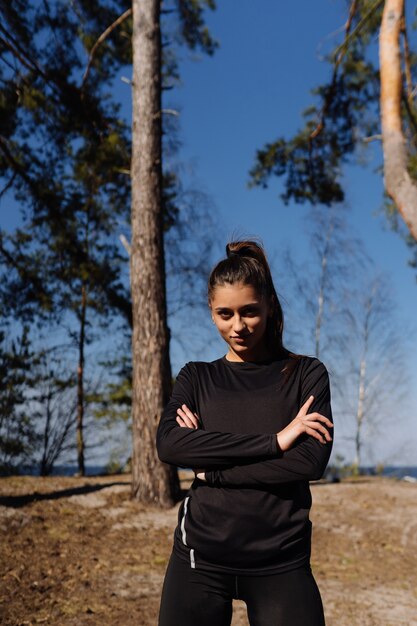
[{"x1": 209, "y1": 282, "x2": 271, "y2": 362}]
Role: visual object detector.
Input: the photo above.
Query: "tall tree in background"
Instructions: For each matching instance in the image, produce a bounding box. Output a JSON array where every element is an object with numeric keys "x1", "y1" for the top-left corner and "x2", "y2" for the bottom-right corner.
[
  {"x1": 130, "y1": 0, "x2": 217, "y2": 506},
  {"x1": 0, "y1": 327, "x2": 38, "y2": 473},
  {"x1": 249, "y1": 0, "x2": 417, "y2": 245},
  {"x1": 0, "y1": 1, "x2": 132, "y2": 474},
  {"x1": 131, "y1": 0, "x2": 173, "y2": 505}
]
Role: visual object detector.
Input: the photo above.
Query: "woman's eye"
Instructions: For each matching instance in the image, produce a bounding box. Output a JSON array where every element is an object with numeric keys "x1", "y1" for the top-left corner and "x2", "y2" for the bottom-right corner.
[{"x1": 216, "y1": 309, "x2": 259, "y2": 319}]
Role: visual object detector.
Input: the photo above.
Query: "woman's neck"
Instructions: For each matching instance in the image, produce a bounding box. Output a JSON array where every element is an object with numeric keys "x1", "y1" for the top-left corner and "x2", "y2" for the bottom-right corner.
[{"x1": 225, "y1": 345, "x2": 272, "y2": 363}]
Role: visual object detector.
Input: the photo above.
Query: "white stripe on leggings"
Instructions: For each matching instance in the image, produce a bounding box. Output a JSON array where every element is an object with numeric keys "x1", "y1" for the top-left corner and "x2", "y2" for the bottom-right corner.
[
  {"x1": 180, "y1": 496, "x2": 189, "y2": 546},
  {"x1": 180, "y1": 496, "x2": 196, "y2": 568}
]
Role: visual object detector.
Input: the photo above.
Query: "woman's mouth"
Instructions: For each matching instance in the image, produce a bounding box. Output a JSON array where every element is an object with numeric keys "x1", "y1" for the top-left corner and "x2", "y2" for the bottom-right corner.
[{"x1": 231, "y1": 335, "x2": 250, "y2": 343}]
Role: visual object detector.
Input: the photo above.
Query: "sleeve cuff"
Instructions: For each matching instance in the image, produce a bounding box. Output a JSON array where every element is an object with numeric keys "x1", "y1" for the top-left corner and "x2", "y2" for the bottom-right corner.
[
  {"x1": 272, "y1": 434, "x2": 283, "y2": 456},
  {"x1": 205, "y1": 470, "x2": 221, "y2": 486}
]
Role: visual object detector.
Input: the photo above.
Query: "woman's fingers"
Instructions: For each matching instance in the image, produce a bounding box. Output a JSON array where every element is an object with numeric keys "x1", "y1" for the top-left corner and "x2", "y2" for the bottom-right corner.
[
  {"x1": 176, "y1": 404, "x2": 200, "y2": 429},
  {"x1": 176, "y1": 409, "x2": 195, "y2": 428},
  {"x1": 304, "y1": 421, "x2": 332, "y2": 441},
  {"x1": 303, "y1": 416, "x2": 333, "y2": 442},
  {"x1": 278, "y1": 403, "x2": 333, "y2": 450},
  {"x1": 298, "y1": 395, "x2": 315, "y2": 417},
  {"x1": 182, "y1": 403, "x2": 200, "y2": 427},
  {"x1": 305, "y1": 426, "x2": 328, "y2": 444},
  {"x1": 303, "y1": 412, "x2": 333, "y2": 428}
]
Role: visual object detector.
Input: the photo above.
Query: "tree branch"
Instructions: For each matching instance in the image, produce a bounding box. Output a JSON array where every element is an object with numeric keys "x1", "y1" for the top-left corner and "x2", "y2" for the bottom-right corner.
[
  {"x1": 401, "y1": 91, "x2": 417, "y2": 138},
  {"x1": 0, "y1": 171, "x2": 17, "y2": 199},
  {"x1": 0, "y1": 136, "x2": 33, "y2": 188},
  {"x1": 0, "y1": 34, "x2": 40, "y2": 76},
  {"x1": 81, "y1": 8, "x2": 132, "y2": 87},
  {"x1": 400, "y1": 8, "x2": 413, "y2": 103},
  {"x1": 0, "y1": 24, "x2": 48, "y2": 80},
  {"x1": 331, "y1": 0, "x2": 384, "y2": 65},
  {"x1": 310, "y1": 0, "x2": 359, "y2": 140},
  {"x1": 310, "y1": 0, "x2": 385, "y2": 141},
  {"x1": 161, "y1": 108, "x2": 179, "y2": 116}
]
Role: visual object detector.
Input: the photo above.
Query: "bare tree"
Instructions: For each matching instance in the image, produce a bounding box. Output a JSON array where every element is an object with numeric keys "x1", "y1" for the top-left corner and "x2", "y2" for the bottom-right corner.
[
  {"x1": 280, "y1": 206, "x2": 366, "y2": 364},
  {"x1": 340, "y1": 272, "x2": 409, "y2": 470},
  {"x1": 34, "y1": 355, "x2": 77, "y2": 476}
]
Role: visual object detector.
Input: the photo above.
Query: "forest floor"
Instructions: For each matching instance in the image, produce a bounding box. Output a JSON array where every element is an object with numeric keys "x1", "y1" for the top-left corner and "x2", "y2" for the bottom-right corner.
[{"x1": 0, "y1": 473, "x2": 416, "y2": 626}]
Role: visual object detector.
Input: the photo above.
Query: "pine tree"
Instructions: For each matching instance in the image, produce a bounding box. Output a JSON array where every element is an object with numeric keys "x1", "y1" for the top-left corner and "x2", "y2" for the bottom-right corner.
[
  {"x1": 249, "y1": 0, "x2": 417, "y2": 243},
  {"x1": 130, "y1": 0, "x2": 217, "y2": 506},
  {"x1": 0, "y1": 1, "x2": 132, "y2": 474}
]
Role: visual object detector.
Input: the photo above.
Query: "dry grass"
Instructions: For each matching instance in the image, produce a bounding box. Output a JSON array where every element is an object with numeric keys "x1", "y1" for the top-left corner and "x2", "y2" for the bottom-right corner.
[{"x1": 1, "y1": 474, "x2": 416, "y2": 625}]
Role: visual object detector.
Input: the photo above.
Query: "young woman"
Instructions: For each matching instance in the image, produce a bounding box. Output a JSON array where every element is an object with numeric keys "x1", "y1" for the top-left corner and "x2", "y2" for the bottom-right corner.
[{"x1": 156, "y1": 240, "x2": 333, "y2": 626}]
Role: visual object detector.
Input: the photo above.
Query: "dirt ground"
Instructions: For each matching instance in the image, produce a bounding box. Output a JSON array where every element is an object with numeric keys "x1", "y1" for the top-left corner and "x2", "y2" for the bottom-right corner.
[{"x1": 0, "y1": 473, "x2": 416, "y2": 626}]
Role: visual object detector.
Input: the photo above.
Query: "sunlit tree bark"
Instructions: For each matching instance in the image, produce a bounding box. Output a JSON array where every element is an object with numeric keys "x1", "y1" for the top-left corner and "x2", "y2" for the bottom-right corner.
[
  {"x1": 130, "y1": 0, "x2": 179, "y2": 506},
  {"x1": 380, "y1": 0, "x2": 417, "y2": 241}
]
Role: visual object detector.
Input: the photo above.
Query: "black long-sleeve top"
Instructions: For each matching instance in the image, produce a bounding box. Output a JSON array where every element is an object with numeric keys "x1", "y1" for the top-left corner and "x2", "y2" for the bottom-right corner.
[{"x1": 156, "y1": 354, "x2": 333, "y2": 575}]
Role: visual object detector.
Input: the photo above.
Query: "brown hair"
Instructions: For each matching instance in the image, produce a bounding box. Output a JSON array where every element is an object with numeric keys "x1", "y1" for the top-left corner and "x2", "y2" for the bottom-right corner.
[{"x1": 208, "y1": 240, "x2": 287, "y2": 359}]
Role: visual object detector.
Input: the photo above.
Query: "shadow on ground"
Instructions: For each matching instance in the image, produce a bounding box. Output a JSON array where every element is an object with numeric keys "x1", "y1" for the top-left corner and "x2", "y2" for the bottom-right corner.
[{"x1": 0, "y1": 481, "x2": 131, "y2": 508}]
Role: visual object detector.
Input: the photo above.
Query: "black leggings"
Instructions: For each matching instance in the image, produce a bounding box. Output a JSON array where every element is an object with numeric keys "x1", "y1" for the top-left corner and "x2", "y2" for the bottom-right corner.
[{"x1": 158, "y1": 551, "x2": 325, "y2": 626}]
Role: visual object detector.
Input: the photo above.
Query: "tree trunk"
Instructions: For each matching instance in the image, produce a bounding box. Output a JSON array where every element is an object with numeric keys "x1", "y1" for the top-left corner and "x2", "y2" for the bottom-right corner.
[
  {"x1": 380, "y1": 0, "x2": 417, "y2": 241},
  {"x1": 130, "y1": 0, "x2": 180, "y2": 506},
  {"x1": 353, "y1": 287, "x2": 373, "y2": 473},
  {"x1": 354, "y1": 355, "x2": 366, "y2": 472},
  {"x1": 315, "y1": 218, "x2": 333, "y2": 358},
  {"x1": 76, "y1": 283, "x2": 87, "y2": 476},
  {"x1": 40, "y1": 386, "x2": 52, "y2": 477}
]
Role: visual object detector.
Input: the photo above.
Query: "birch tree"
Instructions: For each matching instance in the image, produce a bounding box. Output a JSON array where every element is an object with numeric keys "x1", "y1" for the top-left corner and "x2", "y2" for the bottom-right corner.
[
  {"x1": 281, "y1": 206, "x2": 366, "y2": 364},
  {"x1": 341, "y1": 273, "x2": 408, "y2": 470}
]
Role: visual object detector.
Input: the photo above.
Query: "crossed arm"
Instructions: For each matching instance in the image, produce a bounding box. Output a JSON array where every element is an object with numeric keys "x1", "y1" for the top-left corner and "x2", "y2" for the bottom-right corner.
[{"x1": 156, "y1": 360, "x2": 333, "y2": 486}]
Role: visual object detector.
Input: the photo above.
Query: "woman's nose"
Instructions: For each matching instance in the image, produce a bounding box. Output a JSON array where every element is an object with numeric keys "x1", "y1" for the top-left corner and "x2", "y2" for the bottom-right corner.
[{"x1": 232, "y1": 316, "x2": 245, "y2": 332}]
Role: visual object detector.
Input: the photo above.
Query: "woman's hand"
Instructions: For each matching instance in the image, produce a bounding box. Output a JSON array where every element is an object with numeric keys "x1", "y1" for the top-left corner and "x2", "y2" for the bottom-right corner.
[
  {"x1": 277, "y1": 395, "x2": 333, "y2": 452},
  {"x1": 176, "y1": 404, "x2": 200, "y2": 429},
  {"x1": 176, "y1": 404, "x2": 206, "y2": 481}
]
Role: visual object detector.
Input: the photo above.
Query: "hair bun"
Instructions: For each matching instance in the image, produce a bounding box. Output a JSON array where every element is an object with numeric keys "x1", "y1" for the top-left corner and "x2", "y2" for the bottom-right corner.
[
  {"x1": 226, "y1": 248, "x2": 240, "y2": 259},
  {"x1": 226, "y1": 240, "x2": 264, "y2": 262},
  {"x1": 226, "y1": 243, "x2": 240, "y2": 258}
]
